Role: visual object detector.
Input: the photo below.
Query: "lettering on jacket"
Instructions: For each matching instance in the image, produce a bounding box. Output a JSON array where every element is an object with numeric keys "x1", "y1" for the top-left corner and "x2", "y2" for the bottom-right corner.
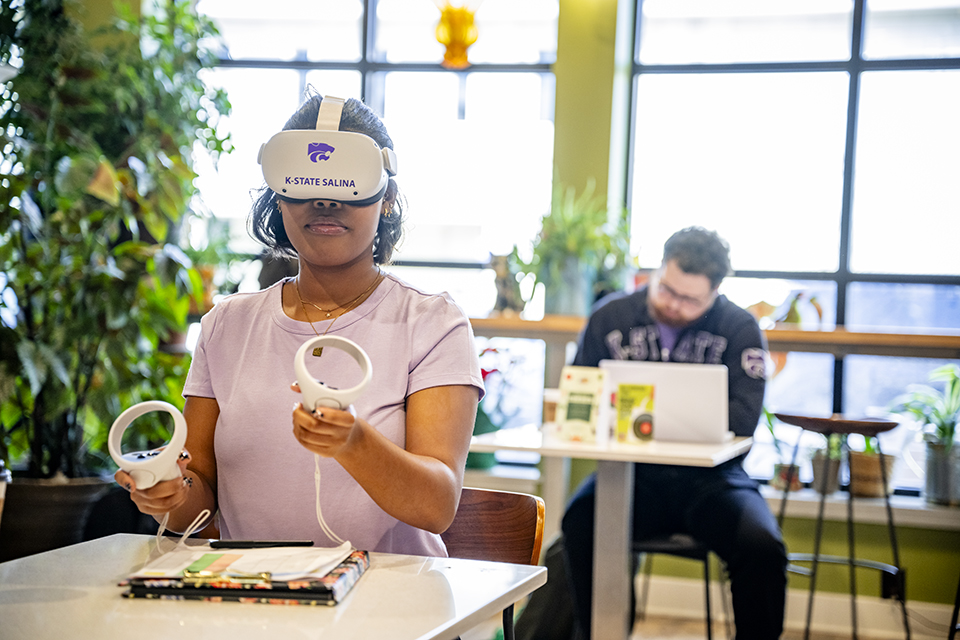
[{"x1": 604, "y1": 326, "x2": 727, "y2": 364}]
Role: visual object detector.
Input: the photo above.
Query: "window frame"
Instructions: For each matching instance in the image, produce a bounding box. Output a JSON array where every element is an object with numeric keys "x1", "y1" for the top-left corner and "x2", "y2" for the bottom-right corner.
[
  {"x1": 210, "y1": 0, "x2": 556, "y2": 272},
  {"x1": 625, "y1": 0, "x2": 960, "y2": 416}
]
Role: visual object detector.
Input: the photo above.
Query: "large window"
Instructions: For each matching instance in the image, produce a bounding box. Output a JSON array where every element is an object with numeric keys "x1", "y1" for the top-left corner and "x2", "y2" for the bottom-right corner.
[
  {"x1": 192, "y1": 0, "x2": 558, "y2": 319},
  {"x1": 628, "y1": 0, "x2": 960, "y2": 489}
]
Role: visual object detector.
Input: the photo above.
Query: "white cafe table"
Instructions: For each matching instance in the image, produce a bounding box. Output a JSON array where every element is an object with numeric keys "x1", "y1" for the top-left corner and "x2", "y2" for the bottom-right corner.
[
  {"x1": 0, "y1": 533, "x2": 547, "y2": 640},
  {"x1": 470, "y1": 425, "x2": 753, "y2": 640}
]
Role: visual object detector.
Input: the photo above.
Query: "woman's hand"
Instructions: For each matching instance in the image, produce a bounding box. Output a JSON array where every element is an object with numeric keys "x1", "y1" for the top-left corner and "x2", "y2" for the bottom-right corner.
[
  {"x1": 291, "y1": 382, "x2": 361, "y2": 458},
  {"x1": 114, "y1": 448, "x2": 192, "y2": 516}
]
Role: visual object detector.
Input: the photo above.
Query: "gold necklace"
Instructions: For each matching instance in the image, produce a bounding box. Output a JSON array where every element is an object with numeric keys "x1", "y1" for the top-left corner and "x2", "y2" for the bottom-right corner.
[{"x1": 295, "y1": 269, "x2": 383, "y2": 357}]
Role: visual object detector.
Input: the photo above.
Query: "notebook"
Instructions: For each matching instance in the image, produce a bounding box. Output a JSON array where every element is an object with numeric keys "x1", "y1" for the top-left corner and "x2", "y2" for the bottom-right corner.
[
  {"x1": 119, "y1": 543, "x2": 368, "y2": 606},
  {"x1": 597, "y1": 360, "x2": 731, "y2": 445}
]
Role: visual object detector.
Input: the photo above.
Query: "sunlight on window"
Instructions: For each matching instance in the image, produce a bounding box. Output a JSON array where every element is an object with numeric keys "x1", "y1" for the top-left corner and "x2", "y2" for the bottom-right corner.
[
  {"x1": 197, "y1": 0, "x2": 364, "y2": 61},
  {"x1": 630, "y1": 72, "x2": 848, "y2": 273},
  {"x1": 851, "y1": 70, "x2": 960, "y2": 276},
  {"x1": 863, "y1": 0, "x2": 960, "y2": 59},
  {"x1": 383, "y1": 72, "x2": 554, "y2": 264},
  {"x1": 638, "y1": 0, "x2": 853, "y2": 64}
]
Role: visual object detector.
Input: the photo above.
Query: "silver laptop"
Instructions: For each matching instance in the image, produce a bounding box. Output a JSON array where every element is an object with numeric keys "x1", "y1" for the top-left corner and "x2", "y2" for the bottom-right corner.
[{"x1": 598, "y1": 360, "x2": 731, "y2": 444}]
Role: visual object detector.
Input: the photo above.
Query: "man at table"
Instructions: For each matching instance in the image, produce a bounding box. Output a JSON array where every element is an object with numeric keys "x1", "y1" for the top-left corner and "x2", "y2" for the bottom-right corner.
[{"x1": 561, "y1": 226, "x2": 787, "y2": 639}]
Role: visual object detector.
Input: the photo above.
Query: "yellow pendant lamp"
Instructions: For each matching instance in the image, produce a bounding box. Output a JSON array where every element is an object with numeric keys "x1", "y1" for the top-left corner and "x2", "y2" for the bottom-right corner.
[{"x1": 434, "y1": 1, "x2": 483, "y2": 69}]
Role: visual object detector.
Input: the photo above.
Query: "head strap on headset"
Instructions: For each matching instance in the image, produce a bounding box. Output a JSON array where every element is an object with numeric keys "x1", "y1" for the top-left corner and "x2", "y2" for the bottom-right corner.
[{"x1": 315, "y1": 96, "x2": 345, "y2": 131}]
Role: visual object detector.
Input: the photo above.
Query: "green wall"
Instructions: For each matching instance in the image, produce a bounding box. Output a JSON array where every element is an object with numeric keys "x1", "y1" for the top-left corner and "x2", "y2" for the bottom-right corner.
[{"x1": 553, "y1": 0, "x2": 620, "y2": 198}]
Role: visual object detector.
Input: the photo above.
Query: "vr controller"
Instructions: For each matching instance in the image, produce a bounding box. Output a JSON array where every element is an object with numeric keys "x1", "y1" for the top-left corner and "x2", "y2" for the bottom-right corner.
[
  {"x1": 295, "y1": 336, "x2": 372, "y2": 411},
  {"x1": 108, "y1": 401, "x2": 187, "y2": 490},
  {"x1": 258, "y1": 95, "x2": 397, "y2": 205}
]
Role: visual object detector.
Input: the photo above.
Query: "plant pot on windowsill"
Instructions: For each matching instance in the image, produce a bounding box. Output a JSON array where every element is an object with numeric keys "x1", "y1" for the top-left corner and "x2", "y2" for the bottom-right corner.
[
  {"x1": 811, "y1": 450, "x2": 841, "y2": 495},
  {"x1": 771, "y1": 463, "x2": 802, "y2": 492},
  {"x1": 924, "y1": 441, "x2": 960, "y2": 506},
  {"x1": 848, "y1": 451, "x2": 895, "y2": 498}
]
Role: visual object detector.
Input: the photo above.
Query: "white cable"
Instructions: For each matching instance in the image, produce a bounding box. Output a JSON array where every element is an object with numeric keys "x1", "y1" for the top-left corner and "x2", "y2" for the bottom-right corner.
[
  {"x1": 314, "y1": 454, "x2": 346, "y2": 545},
  {"x1": 154, "y1": 513, "x2": 170, "y2": 554},
  {"x1": 178, "y1": 509, "x2": 213, "y2": 549},
  {"x1": 152, "y1": 508, "x2": 212, "y2": 554}
]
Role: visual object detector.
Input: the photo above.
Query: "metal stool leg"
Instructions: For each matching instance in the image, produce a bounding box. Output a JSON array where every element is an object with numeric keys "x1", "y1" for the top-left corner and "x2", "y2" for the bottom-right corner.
[
  {"x1": 804, "y1": 463, "x2": 830, "y2": 640},
  {"x1": 876, "y1": 441, "x2": 911, "y2": 640},
  {"x1": 846, "y1": 450, "x2": 859, "y2": 640},
  {"x1": 703, "y1": 554, "x2": 713, "y2": 640},
  {"x1": 949, "y1": 571, "x2": 960, "y2": 640}
]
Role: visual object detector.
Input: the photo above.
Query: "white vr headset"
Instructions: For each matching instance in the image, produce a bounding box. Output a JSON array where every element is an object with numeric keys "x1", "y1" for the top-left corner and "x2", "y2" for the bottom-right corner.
[{"x1": 257, "y1": 96, "x2": 398, "y2": 206}]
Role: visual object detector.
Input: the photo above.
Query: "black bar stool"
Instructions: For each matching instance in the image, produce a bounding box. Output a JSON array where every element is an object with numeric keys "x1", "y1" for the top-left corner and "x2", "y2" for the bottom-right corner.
[
  {"x1": 950, "y1": 570, "x2": 960, "y2": 640},
  {"x1": 773, "y1": 413, "x2": 910, "y2": 640}
]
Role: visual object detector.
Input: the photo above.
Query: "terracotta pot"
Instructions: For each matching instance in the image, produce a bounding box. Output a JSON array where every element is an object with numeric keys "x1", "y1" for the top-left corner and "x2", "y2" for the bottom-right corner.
[
  {"x1": 0, "y1": 476, "x2": 111, "y2": 562},
  {"x1": 848, "y1": 451, "x2": 895, "y2": 497},
  {"x1": 811, "y1": 451, "x2": 840, "y2": 495}
]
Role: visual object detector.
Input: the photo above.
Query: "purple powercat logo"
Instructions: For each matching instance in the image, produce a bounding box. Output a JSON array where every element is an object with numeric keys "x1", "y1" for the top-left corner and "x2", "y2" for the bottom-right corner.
[{"x1": 308, "y1": 142, "x2": 335, "y2": 162}]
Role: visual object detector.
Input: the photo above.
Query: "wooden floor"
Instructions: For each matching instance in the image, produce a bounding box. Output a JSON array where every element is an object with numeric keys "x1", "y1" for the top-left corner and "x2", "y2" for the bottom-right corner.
[
  {"x1": 630, "y1": 614, "x2": 857, "y2": 640},
  {"x1": 463, "y1": 612, "x2": 865, "y2": 640}
]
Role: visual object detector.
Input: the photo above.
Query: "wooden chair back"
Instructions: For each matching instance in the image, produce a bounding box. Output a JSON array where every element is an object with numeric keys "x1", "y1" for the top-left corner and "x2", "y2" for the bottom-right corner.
[{"x1": 441, "y1": 487, "x2": 545, "y2": 566}]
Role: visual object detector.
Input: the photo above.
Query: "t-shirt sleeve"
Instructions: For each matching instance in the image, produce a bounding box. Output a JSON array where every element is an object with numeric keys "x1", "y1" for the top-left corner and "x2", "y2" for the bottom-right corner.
[
  {"x1": 182, "y1": 305, "x2": 218, "y2": 399},
  {"x1": 406, "y1": 293, "x2": 484, "y2": 401}
]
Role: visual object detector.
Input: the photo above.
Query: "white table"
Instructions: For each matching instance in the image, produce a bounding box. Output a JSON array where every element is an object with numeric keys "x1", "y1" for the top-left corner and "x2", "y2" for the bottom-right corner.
[
  {"x1": 0, "y1": 533, "x2": 547, "y2": 640},
  {"x1": 470, "y1": 425, "x2": 753, "y2": 640}
]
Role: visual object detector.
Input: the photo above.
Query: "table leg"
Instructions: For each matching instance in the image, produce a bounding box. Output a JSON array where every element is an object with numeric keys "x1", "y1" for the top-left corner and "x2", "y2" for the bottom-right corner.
[
  {"x1": 540, "y1": 456, "x2": 571, "y2": 549},
  {"x1": 593, "y1": 460, "x2": 634, "y2": 640}
]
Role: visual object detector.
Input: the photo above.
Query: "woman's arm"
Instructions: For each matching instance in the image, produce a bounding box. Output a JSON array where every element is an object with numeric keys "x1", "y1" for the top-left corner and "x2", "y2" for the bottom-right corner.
[
  {"x1": 116, "y1": 395, "x2": 220, "y2": 534},
  {"x1": 292, "y1": 384, "x2": 479, "y2": 534}
]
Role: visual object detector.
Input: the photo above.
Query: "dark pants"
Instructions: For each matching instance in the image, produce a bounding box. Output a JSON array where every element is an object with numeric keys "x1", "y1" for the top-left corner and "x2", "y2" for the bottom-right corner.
[{"x1": 561, "y1": 462, "x2": 787, "y2": 640}]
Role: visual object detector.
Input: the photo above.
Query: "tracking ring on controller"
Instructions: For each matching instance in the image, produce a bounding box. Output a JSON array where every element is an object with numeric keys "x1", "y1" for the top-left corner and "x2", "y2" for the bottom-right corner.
[
  {"x1": 295, "y1": 336, "x2": 372, "y2": 411},
  {"x1": 108, "y1": 401, "x2": 187, "y2": 490}
]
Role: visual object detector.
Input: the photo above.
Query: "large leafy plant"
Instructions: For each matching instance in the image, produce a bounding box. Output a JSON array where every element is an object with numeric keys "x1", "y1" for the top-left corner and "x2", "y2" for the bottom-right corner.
[
  {"x1": 890, "y1": 364, "x2": 960, "y2": 452},
  {"x1": 0, "y1": 0, "x2": 230, "y2": 478},
  {"x1": 523, "y1": 178, "x2": 631, "y2": 314}
]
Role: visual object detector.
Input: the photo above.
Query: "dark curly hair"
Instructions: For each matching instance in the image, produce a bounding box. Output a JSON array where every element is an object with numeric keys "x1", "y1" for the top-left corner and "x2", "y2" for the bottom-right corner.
[
  {"x1": 248, "y1": 91, "x2": 404, "y2": 265},
  {"x1": 662, "y1": 226, "x2": 732, "y2": 289}
]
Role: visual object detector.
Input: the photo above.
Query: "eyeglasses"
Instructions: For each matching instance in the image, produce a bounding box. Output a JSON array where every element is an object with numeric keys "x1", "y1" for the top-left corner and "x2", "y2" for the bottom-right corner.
[{"x1": 652, "y1": 276, "x2": 716, "y2": 310}]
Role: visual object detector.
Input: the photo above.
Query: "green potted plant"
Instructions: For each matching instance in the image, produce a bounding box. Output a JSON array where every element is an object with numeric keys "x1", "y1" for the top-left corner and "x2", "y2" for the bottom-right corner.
[
  {"x1": 0, "y1": 0, "x2": 230, "y2": 560},
  {"x1": 523, "y1": 178, "x2": 631, "y2": 317},
  {"x1": 847, "y1": 435, "x2": 895, "y2": 498},
  {"x1": 890, "y1": 364, "x2": 960, "y2": 506},
  {"x1": 763, "y1": 408, "x2": 801, "y2": 492}
]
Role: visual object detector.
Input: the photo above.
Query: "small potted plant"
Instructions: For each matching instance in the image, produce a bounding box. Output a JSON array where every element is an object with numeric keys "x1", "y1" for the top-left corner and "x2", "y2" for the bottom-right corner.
[
  {"x1": 848, "y1": 435, "x2": 896, "y2": 498},
  {"x1": 890, "y1": 364, "x2": 960, "y2": 506},
  {"x1": 763, "y1": 408, "x2": 801, "y2": 492},
  {"x1": 523, "y1": 178, "x2": 631, "y2": 317},
  {"x1": 809, "y1": 433, "x2": 842, "y2": 495}
]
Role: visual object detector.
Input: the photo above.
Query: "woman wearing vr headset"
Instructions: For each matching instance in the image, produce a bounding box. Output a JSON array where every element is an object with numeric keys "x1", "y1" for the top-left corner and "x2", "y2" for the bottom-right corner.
[{"x1": 116, "y1": 93, "x2": 483, "y2": 556}]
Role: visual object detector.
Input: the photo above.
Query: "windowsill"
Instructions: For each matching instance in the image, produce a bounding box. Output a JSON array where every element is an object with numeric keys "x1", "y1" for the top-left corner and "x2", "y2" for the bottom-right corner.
[
  {"x1": 761, "y1": 484, "x2": 960, "y2": 531},
  {"x1": 461, "y1": 464, "x2": 960, "y2": 532}
]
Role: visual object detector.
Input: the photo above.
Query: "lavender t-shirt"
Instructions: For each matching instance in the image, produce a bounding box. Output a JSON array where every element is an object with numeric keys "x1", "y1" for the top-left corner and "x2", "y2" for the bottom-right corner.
[{"x1": 183, "y1": 273, "x2": 483, "y2": 556}]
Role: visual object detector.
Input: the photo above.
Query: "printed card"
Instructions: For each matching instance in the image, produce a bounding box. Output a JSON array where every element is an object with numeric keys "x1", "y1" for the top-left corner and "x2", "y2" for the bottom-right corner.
[{"x1": 553, "y1": 366, "x2": 605, "y2": 443}]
